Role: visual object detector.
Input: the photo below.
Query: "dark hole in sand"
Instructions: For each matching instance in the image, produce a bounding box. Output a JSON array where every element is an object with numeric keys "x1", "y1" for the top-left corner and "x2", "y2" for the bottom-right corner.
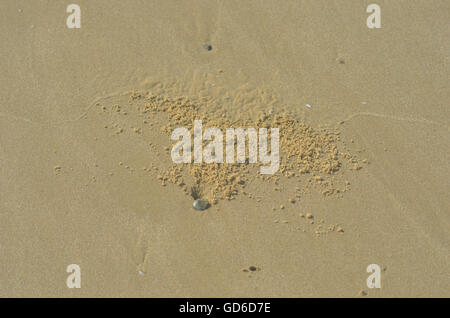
[
  {"x1": 204, "y1": 44, "x2": 213, "y2": 51},
  {"x1": 190, "y1": 185, "x2": 201, "y2": 200}
]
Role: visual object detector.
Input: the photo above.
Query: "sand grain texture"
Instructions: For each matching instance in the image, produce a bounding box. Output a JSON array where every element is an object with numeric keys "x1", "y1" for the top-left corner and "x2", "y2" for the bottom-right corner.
[{"x1": 0, "y1": 0, "x2": 449, "y2": 297}]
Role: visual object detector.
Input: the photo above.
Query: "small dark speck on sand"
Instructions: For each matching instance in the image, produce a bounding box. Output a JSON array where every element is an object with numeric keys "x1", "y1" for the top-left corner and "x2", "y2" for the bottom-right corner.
[
  {"x1": 243, "y1": 266, "x2": 260, "y2": 272},
  {"x1": 338, "y1": 58, "x2": 345, "y2": 64},
  {"x1": 204, "y1": 44, "x2": 213, "y2": 51}
]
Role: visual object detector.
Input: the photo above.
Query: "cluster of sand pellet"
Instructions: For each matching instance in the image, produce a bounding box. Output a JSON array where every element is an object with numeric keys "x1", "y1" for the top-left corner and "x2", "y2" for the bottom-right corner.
[{"x1": 98, "y1": 89, "x2": 364, "y2": 203}]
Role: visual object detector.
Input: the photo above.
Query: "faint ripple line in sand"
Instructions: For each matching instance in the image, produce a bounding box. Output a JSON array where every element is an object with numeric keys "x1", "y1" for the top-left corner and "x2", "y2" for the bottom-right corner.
[
  {"x1": 340, "y1": 111, "x2": 447, "y2": 128},
  {"x1": 0, "y1": 112, "x2": 37, "y2": 125},
  {"x1": 56, "y1": 91, "x2": 127, "y2": 125},
  {"x1": 0, "y1": 92, "x2": 126, "y2": 127}
]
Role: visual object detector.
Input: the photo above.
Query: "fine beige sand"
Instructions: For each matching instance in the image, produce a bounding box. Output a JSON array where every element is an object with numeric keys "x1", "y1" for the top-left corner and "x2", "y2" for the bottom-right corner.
[{"x1": 0, "y1": 0, "x2": 449, "y2": 297}]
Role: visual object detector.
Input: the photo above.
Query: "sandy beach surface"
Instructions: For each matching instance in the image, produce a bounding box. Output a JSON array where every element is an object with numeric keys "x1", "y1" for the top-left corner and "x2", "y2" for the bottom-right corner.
[{"x1": 0, "y1": 0, "x2": 449, "y2": 297}]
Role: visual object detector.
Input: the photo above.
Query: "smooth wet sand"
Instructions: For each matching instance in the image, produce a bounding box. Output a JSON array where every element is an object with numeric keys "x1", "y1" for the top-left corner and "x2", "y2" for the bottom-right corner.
[{"x1": 0, "y1": 0, "x2": 449, "y2": 297}]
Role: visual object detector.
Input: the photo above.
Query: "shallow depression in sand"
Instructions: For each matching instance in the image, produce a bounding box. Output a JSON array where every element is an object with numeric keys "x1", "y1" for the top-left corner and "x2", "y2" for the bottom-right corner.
[{"x1": 85, "y1": 77, "x2": 368, "y2": 208}]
